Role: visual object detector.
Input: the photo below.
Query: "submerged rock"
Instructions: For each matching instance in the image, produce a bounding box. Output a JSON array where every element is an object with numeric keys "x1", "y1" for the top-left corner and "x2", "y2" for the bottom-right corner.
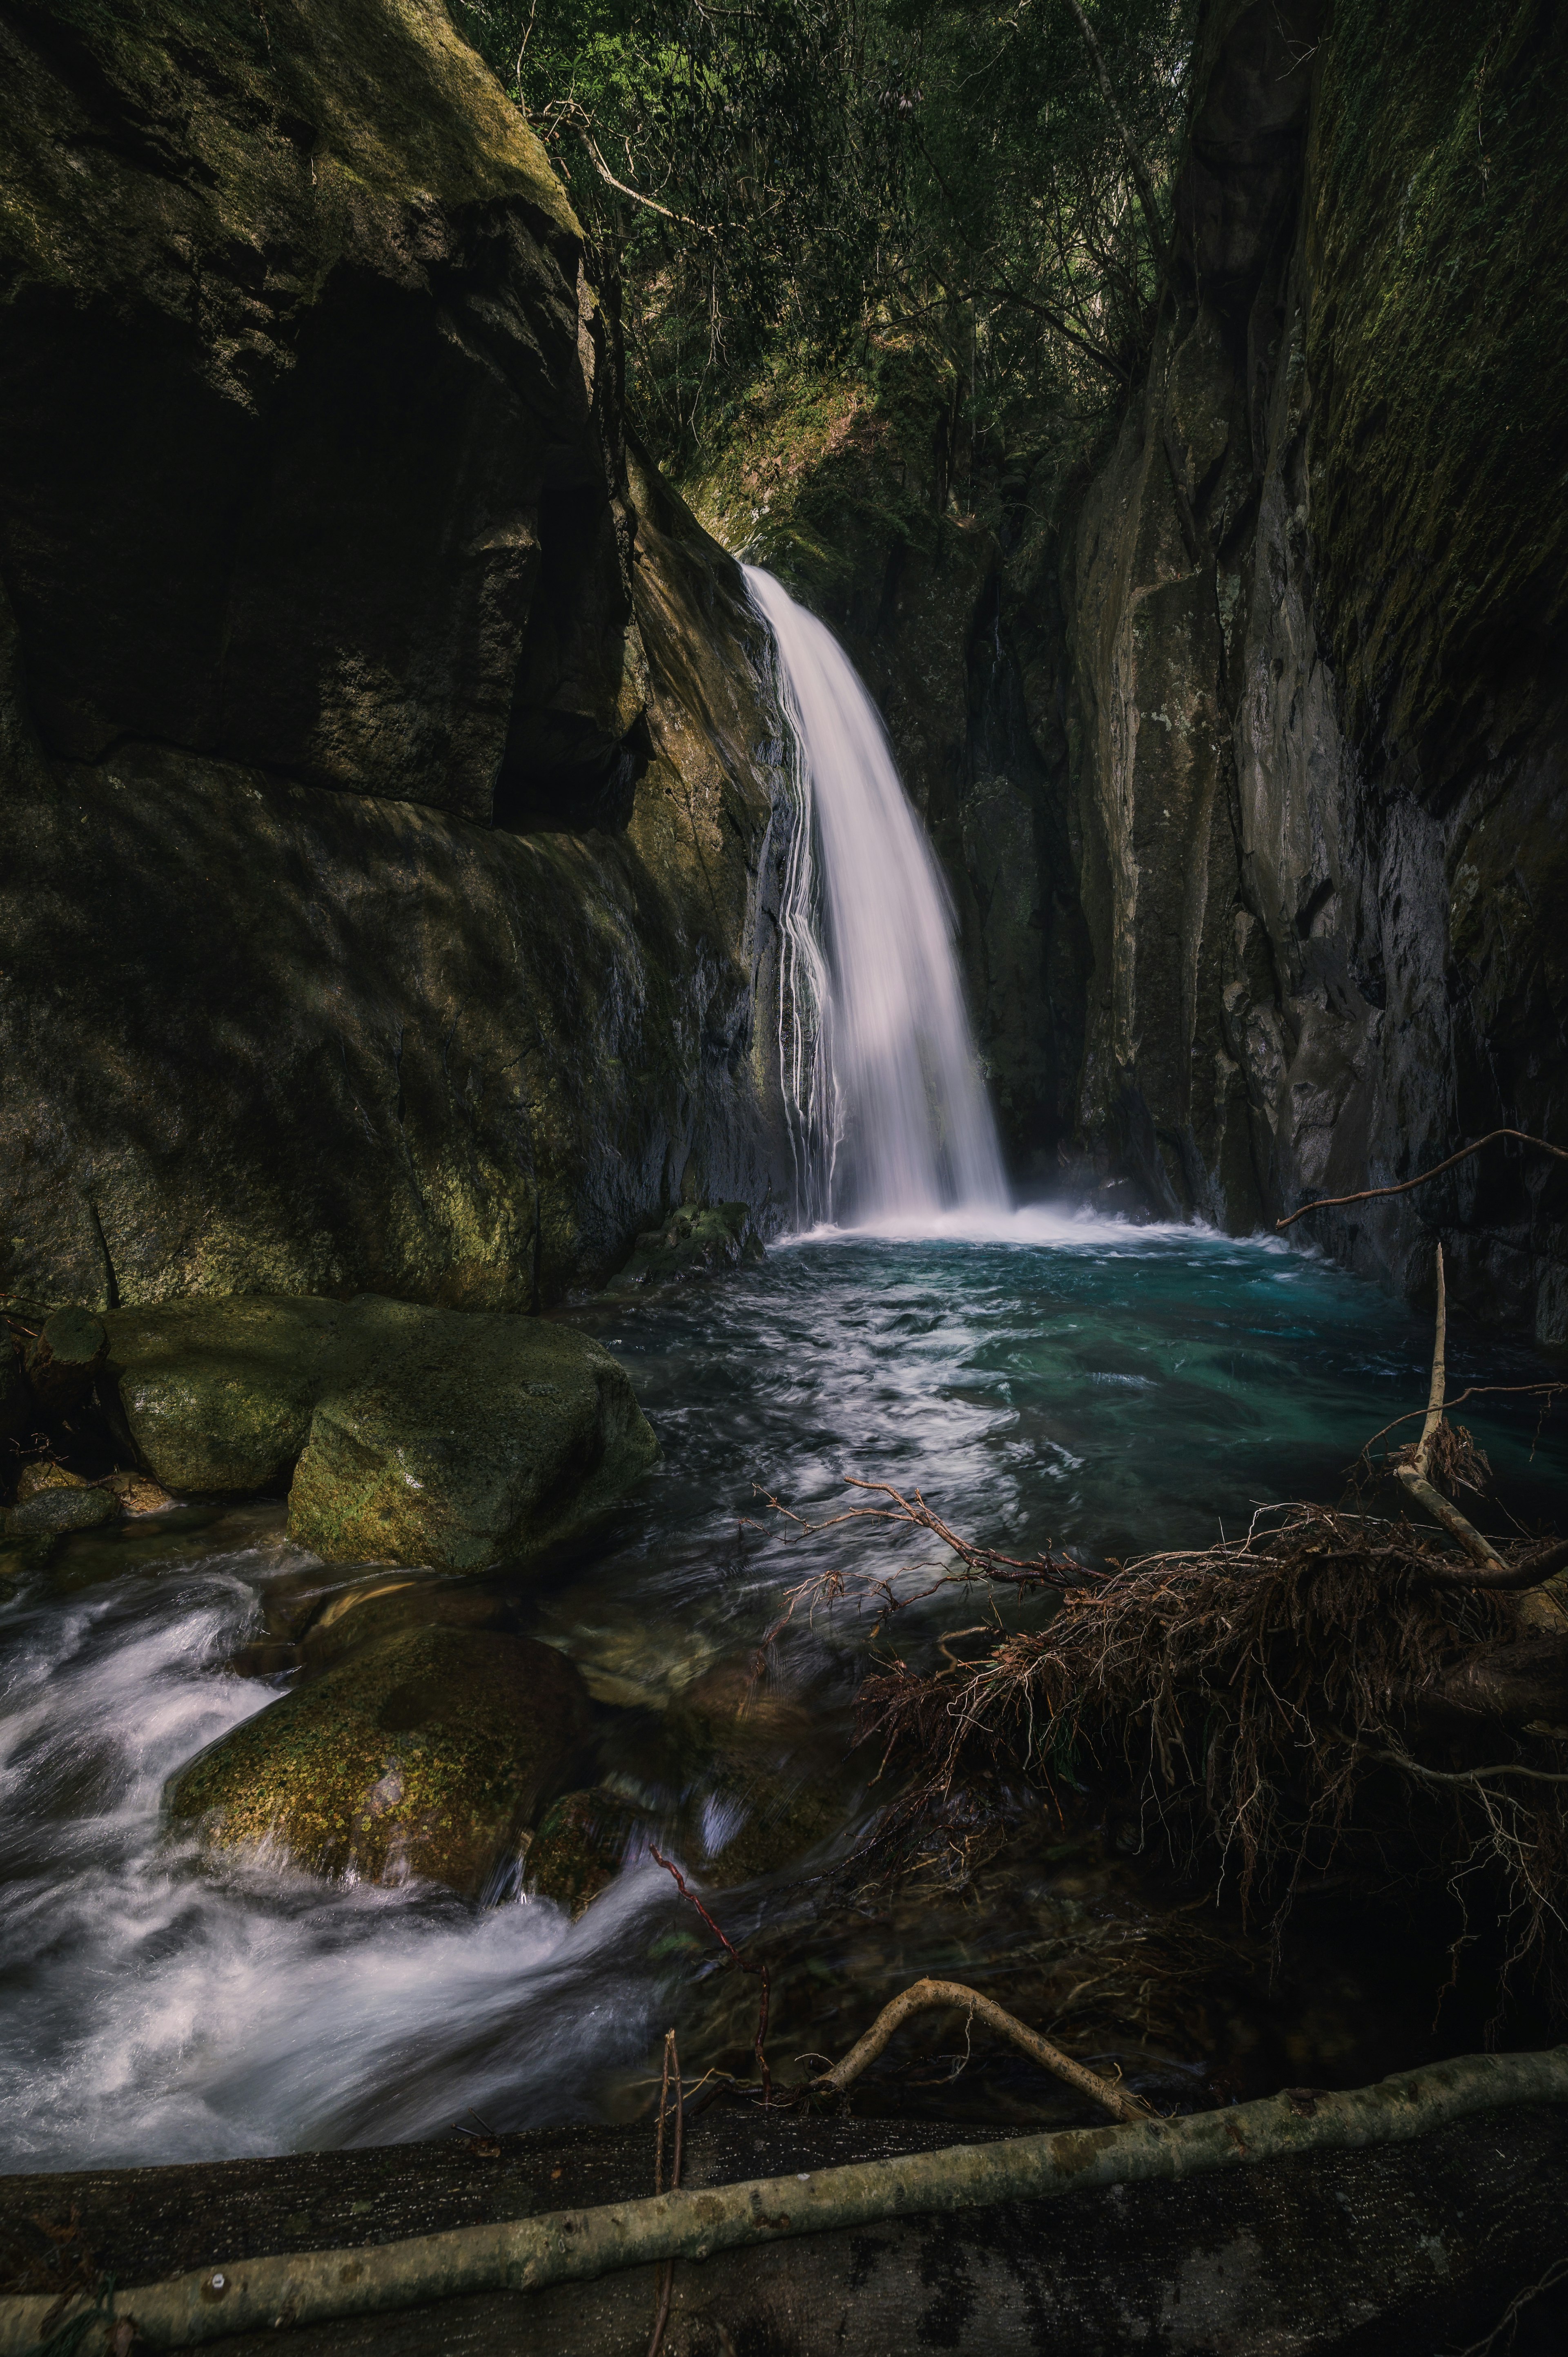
[
  {"x1": 525, "y1": 1788, "x2": 650, "y2": 1917},
  {"x1": 607, "y1": 1203, "x2": 765, "y2": 1292},
  {"x1": 168, "y1": 1626, "x2": 593, "y2": 1895},
  {"x1": 102, "y1": 1295, "x2": 658, "y2": 1570}
]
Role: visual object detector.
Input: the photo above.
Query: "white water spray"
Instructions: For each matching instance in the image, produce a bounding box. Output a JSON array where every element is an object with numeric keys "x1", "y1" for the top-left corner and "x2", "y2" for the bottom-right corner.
[{"x1": 747, "y1": 566, "x2": 1008, "y2": 1229}]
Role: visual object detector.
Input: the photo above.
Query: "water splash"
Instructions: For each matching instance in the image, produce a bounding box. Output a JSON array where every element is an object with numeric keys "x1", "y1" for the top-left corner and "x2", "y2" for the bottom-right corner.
[{"x1": 747, "y1": 566, "x2": 1008, "y2": 1229}]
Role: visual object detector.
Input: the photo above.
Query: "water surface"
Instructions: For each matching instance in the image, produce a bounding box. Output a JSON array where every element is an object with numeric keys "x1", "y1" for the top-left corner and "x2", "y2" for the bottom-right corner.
[{"x1": 2, "y1": 1218, "x2": 1561, "y2": 2168}]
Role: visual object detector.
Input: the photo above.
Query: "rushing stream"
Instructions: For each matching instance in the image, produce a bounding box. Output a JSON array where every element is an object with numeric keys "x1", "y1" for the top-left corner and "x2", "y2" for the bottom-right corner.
[
  {"x1": 2, "y1": 582, "x2": 1563, "y2": 2178},
  {"x1": 2, "y1": 1215, "x2": 1564, "y2": 2171}
]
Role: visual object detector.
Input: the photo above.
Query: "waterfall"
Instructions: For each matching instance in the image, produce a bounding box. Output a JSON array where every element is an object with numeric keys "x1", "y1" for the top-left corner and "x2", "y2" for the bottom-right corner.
[{"x1": 747, "y1": 566, "x2": 1009, "y2": 1230}]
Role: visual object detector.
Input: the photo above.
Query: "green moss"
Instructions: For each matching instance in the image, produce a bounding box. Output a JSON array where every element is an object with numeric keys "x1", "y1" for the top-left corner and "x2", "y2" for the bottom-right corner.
[
  {"x1": 1308, "y1": 0, "x2": 1568, "y2": 767},
  {"x1": 167, "y1": 1623, "x2": 592, "y2": 1892},
  {"x1": 679, "y1": 339, "x2": 962, "y2": 612}
]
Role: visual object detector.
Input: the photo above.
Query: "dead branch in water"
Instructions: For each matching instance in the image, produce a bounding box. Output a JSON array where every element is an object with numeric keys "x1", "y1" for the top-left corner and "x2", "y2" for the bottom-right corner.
[{"x1": 651, "y1": 1849, "x2": 773, "y2": 2106}]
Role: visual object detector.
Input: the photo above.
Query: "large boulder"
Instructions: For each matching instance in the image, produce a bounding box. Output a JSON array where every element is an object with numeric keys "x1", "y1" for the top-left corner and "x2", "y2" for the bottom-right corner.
[
  {"x1": 167, "y1": 1625, "x2": 593, "y2": 1893},
  {"x1": 0, "y1": 0, "x2": 792, "y2": 1319},
  {"x1": 102, "y1": 1293, "x2": 658, "y2": 1569}
]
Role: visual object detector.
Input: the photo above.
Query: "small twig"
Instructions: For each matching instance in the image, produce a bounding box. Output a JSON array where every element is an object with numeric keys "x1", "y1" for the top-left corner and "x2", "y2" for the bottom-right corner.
[
  {"x1": 1277, "y1": 1128, "x2": 1568, "y2": 1229},
  {"x1": 1448, "y1": 2252, "x2": 1568, "y2": 2357},
  {"x1": 647, "y1": 2030, "x2": 684, "y2": 2357},
  {"x1": 811, "y1": 1977, "x2": 1154, "y2": 2124},
  {"x1": 1372, "y1": 1748, "x2": 1568, "y2": 1792},
  {"x1": 651, "y1": 1850, "x2": 772, "y2": 2105}
]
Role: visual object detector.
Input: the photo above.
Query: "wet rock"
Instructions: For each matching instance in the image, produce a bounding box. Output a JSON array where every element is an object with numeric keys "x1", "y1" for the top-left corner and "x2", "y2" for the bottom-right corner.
[
  {"x1": 95, "y1": 1469, "x2": 177, "y2": 1516},
  {"x1": 607, "y1": 1204, "x2": 765, "y2": 1292},
  {"x1": 104, "y1": 1297, "x2": 340, "y2": 1494},
  {"x1": 102, "y1": 1295, "x2": 658, "y2": 1569},
  {"x1": 167, "y1": 1626, "x2": 594, "y2": 1895},
  {"x1": 668, "y1": 1663, "x2": 848, "y2": 1888},
  {"x1": 3, "y1": 1485, "x2": 115, "y2": 1536},
  {"x1": 297, "y1": 1578, "x2": 517, "y2": 1677},
  {"x1": 24, "y1": 1309, "x2": 106, "y2": 1416},
  {"x1": 13, "y1": 1461, "x2": 87, "y2": 1504},
  {"x1": 525, "y1": 1789, "x2": 650, "y2": 1917},
  {"x1": 288, "y1": 1315, "x2": 659, "y2": 1572}
]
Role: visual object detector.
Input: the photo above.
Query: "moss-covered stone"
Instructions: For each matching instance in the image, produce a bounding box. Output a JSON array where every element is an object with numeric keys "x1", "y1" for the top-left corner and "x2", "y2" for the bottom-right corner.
[
  {"x1": 102, "y1": 1293, "x2": 658, "y2": 1568},
  {"x1": 24, "y1": 1308, "x2": 106, "y2": 1416},
  {"x1": 606, "y1": 1202, "x2": 764, "y2": 1292},
  {"x1": 105, "y1": 1298, "x2": 340, "y2": 1493},
  {"x1": 524, "y1": 1788, "x2": 648, "y2": 1916},
  {"x1": 167, "y1": 1624, "x2": 593, "y2": 1893},
  {"x1": 288, "y1": 1314, "x2": 658, "y2": 1570},
  {"x1": 3, "y1": 1485, "x2": 114, "y2": 1535}
]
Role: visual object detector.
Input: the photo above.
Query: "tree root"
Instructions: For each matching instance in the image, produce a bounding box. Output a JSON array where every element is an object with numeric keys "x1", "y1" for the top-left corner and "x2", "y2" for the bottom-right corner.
[
  {"x1": 4, "y1": 2050, "x2": 1565, "y2": 2354},
  {"x1": 809, "y1": 1976, "x2": 1153, "y2": 2123}
]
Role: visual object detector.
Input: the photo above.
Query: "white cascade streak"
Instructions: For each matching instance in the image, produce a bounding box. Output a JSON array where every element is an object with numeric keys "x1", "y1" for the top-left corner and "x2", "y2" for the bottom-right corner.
[{"x1": 748, "y1": 565, "x2": 1008, "y2": 1229}]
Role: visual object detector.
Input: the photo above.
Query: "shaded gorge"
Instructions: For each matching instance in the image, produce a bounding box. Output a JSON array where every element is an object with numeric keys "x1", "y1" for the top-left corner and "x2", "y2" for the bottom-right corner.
[{"x1": 2, "y1": 1217, "x2": 1564, "y2": 2170}]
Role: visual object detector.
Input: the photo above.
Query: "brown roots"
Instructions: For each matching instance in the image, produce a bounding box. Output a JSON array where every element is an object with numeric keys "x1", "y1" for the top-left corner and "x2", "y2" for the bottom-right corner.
[{"x1": 856, "y1": 1501, "x2": 1568, "y2": 1996}]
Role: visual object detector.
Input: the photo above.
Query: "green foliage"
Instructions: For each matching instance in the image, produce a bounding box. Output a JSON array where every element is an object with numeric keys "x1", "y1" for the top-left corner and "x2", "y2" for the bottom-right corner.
[{"x1": 453, "y1": 0, "x2": 1197, "y2": 467}]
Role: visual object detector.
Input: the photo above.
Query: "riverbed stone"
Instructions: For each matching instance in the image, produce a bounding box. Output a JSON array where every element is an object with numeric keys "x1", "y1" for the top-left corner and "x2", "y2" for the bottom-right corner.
[
  {"x1": 606, "y1": 1203, "x2": 764, "y2": 1292},
  {"x1": 525, "y1": 1788, "x2": 650, "y2": 1917},
  {"x1": 167, "y1": 1625, "x2": 594, "y2": 1894},
  {"x1": 100, "y1": 1295, "x2": 658, "y2": 1568},
  {"x1": 3, "y1": 1485, "x2": 115, "y2": 1536}
]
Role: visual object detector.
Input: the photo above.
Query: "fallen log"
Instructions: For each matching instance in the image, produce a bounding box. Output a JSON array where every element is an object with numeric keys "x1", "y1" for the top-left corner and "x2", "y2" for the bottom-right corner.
[{"x1": 3, "y1": 2049, "x2": 1566, "y2": 2354}]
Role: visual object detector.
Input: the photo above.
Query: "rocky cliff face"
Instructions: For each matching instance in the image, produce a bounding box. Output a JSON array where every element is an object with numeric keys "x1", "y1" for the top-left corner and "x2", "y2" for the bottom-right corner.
[
  {"x1": 1059, "y1": 0, "x2": 1568, "y2": 1339},
  {"x1": 0, "y1": 0, "x2": 792, "y2": 1309},
  {"x1": 700, "y1": 0, "x2": 1568, "y2": 1339}
]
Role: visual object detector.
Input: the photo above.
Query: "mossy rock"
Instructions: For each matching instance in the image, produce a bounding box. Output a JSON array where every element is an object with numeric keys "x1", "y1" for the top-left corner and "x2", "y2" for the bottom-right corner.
[
  {"x1": 288, "y1": 1313, "x2": 659, "y2": 1571},
  {"x1": 24, "y1": 1308, "x2": 107, "y2": 1416},
  {"x1": 103, "y1": 1298, "x2": 344, "y2": 1493},
  {"x1": 168, "y1": 1625, "x2": 593, "y2": 1894},
  {"x1": 2, "y1": 1485, "x2": 114, "y2": 1536},
  {"x1": 606, "y1": 1203, "x2": 764, "y2": 1293},
  {"x1": 100, "y1": 1294, "x2": 659, "y2": 1569},
  {"x1": 525, "y1": 1788, "x2": 650, "y2": 1917}
]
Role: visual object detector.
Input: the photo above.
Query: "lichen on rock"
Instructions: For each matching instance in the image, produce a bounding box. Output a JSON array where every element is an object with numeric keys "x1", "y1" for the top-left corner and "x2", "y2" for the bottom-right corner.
[
  {"x1": 167, "y1": 1623, "x2": 594, "y2": 1895},
  {"x1": 101, "y1": 1292, "x2": 659, "y2": 1570}
]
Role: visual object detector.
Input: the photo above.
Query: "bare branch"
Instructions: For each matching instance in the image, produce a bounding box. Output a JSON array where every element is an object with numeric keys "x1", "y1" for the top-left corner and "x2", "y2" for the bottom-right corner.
[{"x1": 1277, "y1": 1128, "x2": 1568, "y2": 1230}]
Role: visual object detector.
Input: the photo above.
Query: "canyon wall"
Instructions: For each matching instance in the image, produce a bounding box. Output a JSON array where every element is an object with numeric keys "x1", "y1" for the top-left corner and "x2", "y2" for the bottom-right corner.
[
  {"x1": 1060, "y1": 0, "x2": 1568, "y2": 1337},
  {"x1": 705, "y1": 0, "x2": 1568, "y2": 1339},
  {"x1": 0, "y1": 0, "x2": 793, "y2": 1310}
]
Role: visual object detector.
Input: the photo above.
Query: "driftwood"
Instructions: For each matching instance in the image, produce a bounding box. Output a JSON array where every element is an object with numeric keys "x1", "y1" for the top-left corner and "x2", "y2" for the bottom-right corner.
[
  {"x1": 808, "y1": 1978, "x2": 1154, "y2": 2122},
  {"x1": 2, "y1": 2050, "x2": 1566, "y2": 2353},
  {"x1": 1393, "y1": 1247, "x2": 1568, "y2": 1633}
]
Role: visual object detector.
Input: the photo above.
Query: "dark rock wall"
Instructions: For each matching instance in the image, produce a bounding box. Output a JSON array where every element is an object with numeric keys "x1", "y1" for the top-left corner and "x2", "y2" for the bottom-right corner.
[
  {"x1": 0, "y1": 0, "x2": 792, "y2": 1309},
  {"x1": 1062, "y1": 0, "x2": 1568, "y2": 1340}
]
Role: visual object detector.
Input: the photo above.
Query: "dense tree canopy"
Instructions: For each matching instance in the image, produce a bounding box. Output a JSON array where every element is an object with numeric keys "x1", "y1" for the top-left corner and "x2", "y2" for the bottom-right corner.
[{"x1": 454, "y1": 0, "x2": 1196, "y2": 469}]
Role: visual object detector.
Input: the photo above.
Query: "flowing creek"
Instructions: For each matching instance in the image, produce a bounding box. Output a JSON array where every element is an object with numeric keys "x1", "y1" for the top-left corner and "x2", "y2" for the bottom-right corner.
[{"x1": 2, "y1": 1215, "x2": 1564, "y2": 2171}]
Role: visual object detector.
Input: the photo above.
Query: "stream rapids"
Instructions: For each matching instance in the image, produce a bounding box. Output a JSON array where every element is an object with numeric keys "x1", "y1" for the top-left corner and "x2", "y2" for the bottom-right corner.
[{"x1": 2, "y1": 1214, "x2": 1564, "y2": 2172}]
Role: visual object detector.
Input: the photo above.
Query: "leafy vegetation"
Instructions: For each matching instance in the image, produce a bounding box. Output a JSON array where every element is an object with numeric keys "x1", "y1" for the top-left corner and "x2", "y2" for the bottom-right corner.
[{"x1": 452, "y1": 0, "x2": 1197, "y2": 471}]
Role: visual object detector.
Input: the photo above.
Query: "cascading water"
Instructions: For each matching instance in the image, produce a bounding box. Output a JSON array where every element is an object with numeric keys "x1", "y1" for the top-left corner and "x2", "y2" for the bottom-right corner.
[{"x1": 746, "y1": 566, "x2": 1009, "y2": 1229}]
